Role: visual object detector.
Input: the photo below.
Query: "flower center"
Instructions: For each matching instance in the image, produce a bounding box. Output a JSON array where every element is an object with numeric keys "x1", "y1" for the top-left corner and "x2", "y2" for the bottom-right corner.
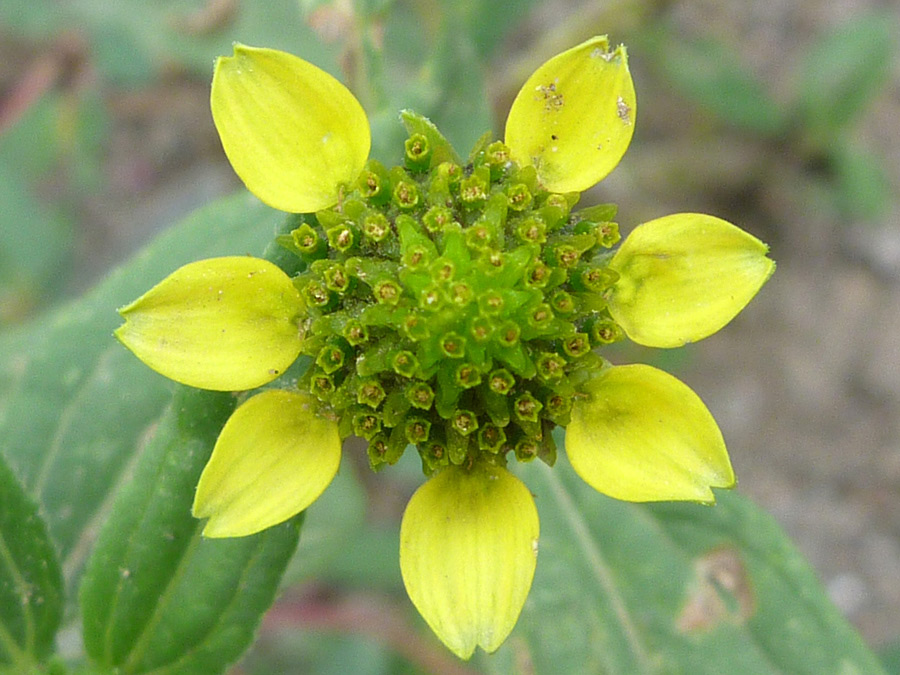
[{"x1": 278, "y1": 129, "x2": 626, "y2": 475}]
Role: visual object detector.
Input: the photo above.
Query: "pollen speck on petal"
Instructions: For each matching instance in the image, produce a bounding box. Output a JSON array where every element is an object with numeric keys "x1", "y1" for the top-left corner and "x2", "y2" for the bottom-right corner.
[{"x1": 505, "y1": 36, "x2": 636, "y2": 193}]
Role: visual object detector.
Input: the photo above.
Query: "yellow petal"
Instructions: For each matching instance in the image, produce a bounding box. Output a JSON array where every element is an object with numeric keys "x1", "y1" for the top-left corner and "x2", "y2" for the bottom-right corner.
[
  {"x1": 211, "y1": 44, "x2": 370, "y2": 213},
  {"x1": 567, "y1": 364, "x2": 734, "y2": 503},
  {"x1": 504, "y1": 36, "x2": 636, "y2": 192},
  {"x1": 116, "y1": 257, "x2": 304, "y2": 391},
  {"x1": 400, "y1": 463, "x2": 539, "y2": 659},
  {"x1": 193, "y1": 390, "x2": 341, "y2": 537},
  {"x1": 608, "y1": 213, "x2": 775, "y2": 347}
]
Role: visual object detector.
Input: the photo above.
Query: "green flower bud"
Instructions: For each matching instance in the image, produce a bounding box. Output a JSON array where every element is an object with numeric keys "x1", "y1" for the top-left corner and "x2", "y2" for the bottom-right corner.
[
  {"x1": 516, "y1": 216, "x2": 547, "y2": 244},
  {"x1": 469, "y1": 316, "x2": 494, "y2": 343},
  {"x1": 362, "y1": 212, "x2": 391, "y2": 243},
  {"x1": 514, "y1": 438, "x2": 539, "y2": 462},
  {"x1": 393, "y1": 179, "x2": 420, "y2": 210},
  {"x1": 403, "y1": 314, "x2": 430, "y2": 341},
  {"x1": 590, "y1": 319, "x2": 624, "y2": 345},
  {"x1": 419, "y1": 284, "x2": 444, "y2": 312},
  {"x1": 405, "y1": 132, "x2": 432, "y2": 169},
  {"x1": 358, "y1": 159, "x2": 391, "y2": 204},
  {"x1": 578, "y1": 265, "x2": 619, "y2": 293},
  {"x1": 303, "y1": 280, "x2": 332, "y2": 308},
  {"x1": 488, "y1": 369, "x2": 515, "y2": 395},
  {"x1": 452, "y1": 410, "x2": 479, "y2": 436},
  {"x1": 392, "y1": 350, "x2": 419, "y2": 378},
  {"x1": 323, "y1": 263, "x2": 350, "y2": 293},
  {"x1": 513, "y1": 392, "x2": 543, "y2": 423},
  {"x1": 524, "y1": 259, "x2": 552, "y2": 289},
  {"x1": 455, "y1": 363, "x2": 482, "y2": 389},
  {"x1": 405, "y1": 416, "x2": 432, "y2": 444},
  {"x1": 353, "y1": 411, "x2": 382, "y2": 439},
  {"x1": 536, "y1": 352, "x2": 566, "y2": 380},
  {"x1": 374, "y1": 279, "x2": 402, "y2": 305},
  {"x1": 291, "y1": 222, "x2": 324, "y2": 256},
  {"x1": 440, "y1": 332, "x2": 466, "y2": 358},
  {"x1": 496, "y1": 321, "x2": 520, "y2": 347},
  {"x1": 316, "y1": 342, "x2": 346, "y2": 374},
  {"x1": 478, "y1": 423, "x2": 507, "y2": 453},
  {"x1": 358, "y1": 379, "x2": 386, "y2": 408},
  {"x1": 478, "y1": 291, "x2": 505, "y2": 316},
  {"x1": 550, "y1": 289, "x2": 577, "y2": 315},
  {"x1": 459, "y1": 166, "x2": 490, "y2": 207},
  {"x1": 342, "y1": 319, "x2": 369, "y2": 346},
  {"x1": 596, "y1": 221, "x2": 621, "y2": 247},
  {"x1": 311, "y1": 373, "x2": 335, "y2": 399},
  {"x1": 562, "y1": 332, "x2": 591, "y2": 358},
  {"x1": 422, "y1": 205, "x2": 454, "y2": 233},
  {"x1": 327, "y1": 224, "x2": 357, "y2": 253},
  {"x1": 544, "y1": 391, "x2": 573, "y2": 425},
  {"x1": 406, "y1": 381, "x2": 436, "y2": 410},
  {"x1": 506, "y1": 183, "x2": 533, "y2": 212}
]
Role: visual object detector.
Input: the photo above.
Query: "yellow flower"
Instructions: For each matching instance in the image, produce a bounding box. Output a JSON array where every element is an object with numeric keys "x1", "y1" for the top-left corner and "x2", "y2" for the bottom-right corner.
[{"x1": 115, "y1": 37, "x2": 774, "y2": 659}]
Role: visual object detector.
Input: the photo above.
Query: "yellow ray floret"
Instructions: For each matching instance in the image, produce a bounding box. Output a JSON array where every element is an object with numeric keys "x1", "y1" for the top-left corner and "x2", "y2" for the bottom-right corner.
[
  {"x1": 211, "y1": 44, "x2": 371, "y2": 213},
  {"x1": 193, "y1": 390, "x2": 341, "y2": 537},
  {"x1": 566, "y1": 364, "x2": 735, "y2": 503},
  {"x1": 399, "y1": 463, "x2": 539, "y2": 659},
  {"x1": 608, "y1": 213, "x2": 775, "y2": 347},
  {"x1": 505, "y1": 35, "x2": 636, "y2": 193},
  {"x1": 115, "y1": 256, "x2": 305, "y2": 391}
]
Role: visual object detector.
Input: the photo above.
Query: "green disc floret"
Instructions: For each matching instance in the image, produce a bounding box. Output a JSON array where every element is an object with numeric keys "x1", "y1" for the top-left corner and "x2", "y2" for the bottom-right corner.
[{"x1": 284, "y1": 113, "x2": 625, "y2": 476}]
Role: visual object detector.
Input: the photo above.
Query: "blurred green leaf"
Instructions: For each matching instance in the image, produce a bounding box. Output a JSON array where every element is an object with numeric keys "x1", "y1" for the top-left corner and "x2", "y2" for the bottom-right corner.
[
  {"x1": 645, "y1": 28, "x2": 787, "y2": 136},
  {"x1": 1, "y1": 0, "x2": 340, "y2": 86},
  {"x1": 0, "y1": 160, "x2": 72, "y2": 325},
  {"x1": 80, "y1": 387, "x2": 302, "y2": 675},
  {"x1": 880, "y1": 641, "x2": 900, "y2": 673},
  {"x1": 0, "y1": 454, "x2": 63, "y2": 670},
  {"x1": 243, "y1": 631, "x2": 424, "y2": 675},
  {"x1": 285, "y1": 463, "x2": 369, "y2": 586},
  {"x1": 370, "y1": 4, "x2": 493, "y2": 163},
  {"x1": 0, "y1": 192, "x2": 279, "y2": 595},
  {"x1": 0, "y1": 94, "x2": 62, "y2": 178},
  {"x1": 0, "y1": 0, "x2": 61, "y2": 37},
  {"x1": 481, "y1": 450, "x2": 887, "y2": 675},
  {"x1": 0, "y1": 88, "x2": 111, "y2": 322},
  {"x1": 831, "y1": 138, "x2": 892, "y2": 222},
  {"x1": 454, "y1": 0, "x2": 539, "y2": 59},
  {"x1": 798, "y1": 11, "x2": 896, "y2": 143}
]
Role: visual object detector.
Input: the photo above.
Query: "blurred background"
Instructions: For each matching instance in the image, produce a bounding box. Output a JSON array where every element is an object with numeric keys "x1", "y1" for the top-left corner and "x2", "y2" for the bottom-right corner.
[{"x1": 2, "y1": 0, "x2": 899, "y2": 672}]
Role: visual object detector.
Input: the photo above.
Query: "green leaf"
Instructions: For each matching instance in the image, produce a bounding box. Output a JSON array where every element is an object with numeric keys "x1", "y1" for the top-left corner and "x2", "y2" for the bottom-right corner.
[
  {"x1": 284, "y1": 461, "x2": 368, "y2": 586},
  {"x1": 798, "y1": 11, "x2": 896, "y2": 143},
  {"x1": 645, "y1": 28, "x2": 787, "y2": 136},
  {"x1": 880, "y1": 641, "x2": 900, "y2": 673},
  {"x1": 400, "y1": 110, "x2": 463, "y2": 167},
  {"x1": 370, "y1": 4, "x2": 493, "y2": 162},
  {"x1": 0, "y1": 192, "x2": 279, "y2": 594},
  {"x1": 0, "y1": 161, "x2": 73, "y2": 326},
  {"x1": 0, "y1": 454, "x2": 63, "y2": 669},
  {"x1": 454, "y1": 0, "x2": 540, "y2": 59},
  {"x1": 831, "y1": 140, "x2": 892, "y2": 221},
  {"x1": 80, "y1": 387, "x2": 302, "y2": 675},
  {"x1": 0, "y1": 0, "x2": 338, "y2": 86},
  {"x1": 482, "y1": 450, "x2": 886, "y2": 675}
]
